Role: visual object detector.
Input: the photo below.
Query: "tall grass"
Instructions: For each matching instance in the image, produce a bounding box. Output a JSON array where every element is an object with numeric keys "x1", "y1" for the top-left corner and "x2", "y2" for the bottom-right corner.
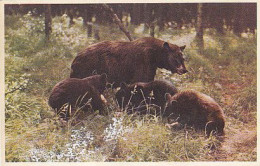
[{"x1": 4, "y1": 13, "x2": 257, "y2": 161}]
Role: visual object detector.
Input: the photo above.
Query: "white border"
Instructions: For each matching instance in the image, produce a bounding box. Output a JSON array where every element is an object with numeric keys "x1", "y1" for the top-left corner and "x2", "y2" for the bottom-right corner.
[{"x1": 0, "y1": 1, "x2": 259, "y2": 166}]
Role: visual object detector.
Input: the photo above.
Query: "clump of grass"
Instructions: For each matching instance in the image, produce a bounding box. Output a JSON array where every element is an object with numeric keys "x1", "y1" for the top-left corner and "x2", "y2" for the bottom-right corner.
[
  {"x1": 113, "y1": 113, "x2": 217, "y2": 161},
  {"x1": 184, "y1": 53, "x2": 217, "y2": 83}
]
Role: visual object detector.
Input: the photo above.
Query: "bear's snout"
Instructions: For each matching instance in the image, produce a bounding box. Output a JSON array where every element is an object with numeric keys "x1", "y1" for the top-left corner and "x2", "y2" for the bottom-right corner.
[{"x1": 176, "y1": 68, "x2": 188, "y2": 75}]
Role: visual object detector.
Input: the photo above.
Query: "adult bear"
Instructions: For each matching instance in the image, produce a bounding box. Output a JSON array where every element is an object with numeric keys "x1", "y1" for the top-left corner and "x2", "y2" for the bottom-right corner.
[
  {"x1": 165, "y1": 90, "x2": 225, "y2": 136},
  {"x1": 70, "y1": 37, "x2": 188, "y2": 87},
  {"x1": 116, "y1": 80, "x2": 178, "y2": 115},
  {"x1": 48, "y1": 74, "x2": 107, "y2": 120}
]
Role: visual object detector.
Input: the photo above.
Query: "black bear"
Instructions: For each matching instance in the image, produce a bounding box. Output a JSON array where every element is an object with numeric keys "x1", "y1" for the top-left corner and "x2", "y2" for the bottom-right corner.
[
  {"x1": 115, "y1": 80, "x2": 178, "y2": 115},
  {"x1": 48, "y1": 74, "x2": 107, "y2": 120},
  {"x1": 70, "y1": 37, "x2": 187, "y2": 87},
  {"x1": 165, "y1": 90, "x2": 225, "y2": 136}
]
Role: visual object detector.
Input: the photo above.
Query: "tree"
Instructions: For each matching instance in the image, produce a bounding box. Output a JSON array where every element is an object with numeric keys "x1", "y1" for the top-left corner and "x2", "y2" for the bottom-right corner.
[
  {"x1": 80, "y1": 5, "x2": 94, "y2": 37},
  {"x1": 44, "y1": 4, "x2": 52, "y2": 41},
  {"x1": 5, "y1": 3, "x2": 257, "y2": 38},
  {"x1": 143, "y1": 4, "x2": 156, "y2": 37},
  {"x1": 156, "y1": 4, "x2": 168, "y2": 31},
  {"x1": 207, "y1": 4, "x2": 224, "y2": 34},
  {"x1": 196, "y1": 3, "x2": 204, "y2": 51},
  {"x1": 103, "y1": 4, "x2": 133, "y2": 41},
  {"x1": 215, "y1": 4, "x2": 224, "y2": 34},
  {"x1": 233, "y1": 4, "x2": 244, "y2": 36},
  {"x1": 67, "y1": 6, "x2": 75, "y2": 26},
  {"x1": 143, "y1": 4, "x2": 152, "y2": 31},
  {"x1": 131, "y1": 4, "x2": 142, "y2": 25},
  {"x1": 247, "y1": 3, "x2": 257, "y2": 33}
]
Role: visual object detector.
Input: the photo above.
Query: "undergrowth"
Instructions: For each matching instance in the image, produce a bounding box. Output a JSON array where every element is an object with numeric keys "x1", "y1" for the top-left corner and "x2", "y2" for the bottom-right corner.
[{"x1": 4, "y1": 13, "x2": 257, "y2": 161}]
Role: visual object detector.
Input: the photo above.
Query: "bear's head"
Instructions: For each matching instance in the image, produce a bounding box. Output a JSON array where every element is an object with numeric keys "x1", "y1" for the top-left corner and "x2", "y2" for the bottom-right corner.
[
  {"x1": 160, "y1": 42, "x2": 188, "y2": 75},
  {"x1": 164, "y1": 93, "x2": 182, "y2": 118},
  {"x1": 116, "y1": 82, "x2": 146, "y2": 110}
]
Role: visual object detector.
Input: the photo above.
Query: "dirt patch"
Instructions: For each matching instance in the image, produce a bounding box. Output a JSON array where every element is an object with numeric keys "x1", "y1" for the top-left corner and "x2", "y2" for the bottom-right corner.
[{"x1": 214, "y1": 129, "x2": 257, "y2": 161}]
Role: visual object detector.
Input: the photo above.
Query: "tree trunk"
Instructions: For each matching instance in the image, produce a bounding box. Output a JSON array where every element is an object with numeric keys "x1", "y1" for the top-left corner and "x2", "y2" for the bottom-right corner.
[
  {"x1": 150, "y1": 23, "x2": 155, "y2": 37},
  {"x1": 68, "y1": 7, "x2": 74, "y2": 26},
  {"x1": 131, "y1": 4, "x2": 141, "y2": 25},
  {"x1": 149, "y1": 4, "x2": 156, "y2": 37},
  {"x1": 212, "y1": 4, "x2": 224, "y2": 34},
  {"x1": 196, "y1": 3, "x2": 204, "y2": 51},
  {"x1": 83, "y1": 6, "x2": 93, "y2": 38},
  {"x1": 44, "y1": 4, "x2": 52, "y2": 41},
  {"x1": 94, "y1": 28, "x2": 100, "y2": 40},
  {"x1": 157, "y1": 4, "x2": 167, "y2": 31},
  {"x1": 233, "y1": 4, "x2": 245, "y2": 36},
  {"x1": 215, "y1": 18, "x2": 224, "y2": 34},
  {"x1": 144, "y1": 4, "x2": 152, "y2": 31}
]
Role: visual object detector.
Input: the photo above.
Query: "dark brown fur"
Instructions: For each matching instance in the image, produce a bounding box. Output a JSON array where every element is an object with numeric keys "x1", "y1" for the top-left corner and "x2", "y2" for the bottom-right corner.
[
  {"x1": 116, "y1": 80, "x2": 178, "y2": 115},
  {"x1": 70, "y1": 37, "x2": 187, "y2": 87},
  {"x1": 165, "y1": 90, "x2": 225, "y2": 136},
  {"x1": 48, "y1": 74, "x2": 107, "y2": 119}
]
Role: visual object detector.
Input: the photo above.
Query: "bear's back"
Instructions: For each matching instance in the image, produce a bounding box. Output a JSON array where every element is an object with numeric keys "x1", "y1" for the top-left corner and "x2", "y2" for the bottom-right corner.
[
  {"x1": 150, "y1": 80, "x2": 178, "y2": 95},
  {"x1": 171, "y1": 89, "x2": 224, "y2": 118},
  {"x1": 49, "y1": 74, "x2": 106, "y2": 110},
  {"x1": 48, "y1": 78, "x2": 92, "y2": 109}
]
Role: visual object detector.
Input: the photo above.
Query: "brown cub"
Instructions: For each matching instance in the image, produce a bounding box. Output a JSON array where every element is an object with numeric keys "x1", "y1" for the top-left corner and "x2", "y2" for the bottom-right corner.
[
  {"x1": 165, "y1": 90, "x2": 225, "y2": 136},
  {"x1": 116, "y1": 80, "x2": 178, "y2": 115},
  {"x1": 48, "y1": 74, "x2": 107, "y2": 120},
  {"x1": 70, "y1": 37, "x2": 187, "y2": 87}
]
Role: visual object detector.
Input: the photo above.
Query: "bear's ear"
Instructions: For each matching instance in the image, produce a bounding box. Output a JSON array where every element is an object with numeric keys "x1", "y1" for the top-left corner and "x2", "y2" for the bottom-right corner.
[
  {"x1": 180, "y1": 45, "x2": 186, "y2": 51},
  {"x1": 165, "y1": 93, "x2": 172, "y2": 102},
  {"x1": 120, "y1": 82, "x2": 128, "y2": 90},
  {"x1": 100, "y1": 73, "x2": 107, "y2": 83},
  {"x1": 163, "y1": 42, "x2": 171, "y2": 51},
  {"x1": 135, "y1": 85, "x2": 143, "y2": 92}
]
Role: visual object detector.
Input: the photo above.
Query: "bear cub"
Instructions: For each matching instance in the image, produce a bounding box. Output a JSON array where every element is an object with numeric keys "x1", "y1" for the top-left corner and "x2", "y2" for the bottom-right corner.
[
  {"x1": 165, "y1": 90, "x2": 225, "y2": 136},
  {"x1": 116, "y1": 80, "x2": 178, "y2": 115},
  {"x1": 48, "y1": 74, "x2": 107, "y2": 120}
]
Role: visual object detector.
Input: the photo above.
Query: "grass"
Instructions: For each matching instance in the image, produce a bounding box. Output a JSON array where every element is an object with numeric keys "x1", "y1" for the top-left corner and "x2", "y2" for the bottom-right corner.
[
  {"x1": 113, "y1": 114, "x2": 220, "y2": 161},
  {"x1": 4, "y1": 13, "x2": 257, "y2": 161}
]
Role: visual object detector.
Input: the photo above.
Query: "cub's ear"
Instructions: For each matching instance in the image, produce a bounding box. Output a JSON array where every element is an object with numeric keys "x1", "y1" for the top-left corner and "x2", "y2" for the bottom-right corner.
[
  {"x1": 120, "y1": 82, "x2": 128, "y2": 90},
  {"x1": 133, "y1": 83, "x2": 144, "y2": 91},
  {"x1": 180, "y1": 45, "x2": 186, "y2": 51},
  {"x1": 163, "y1": 42, "x2": 171, "y2": 51},
  {"x1": 165, "y1": 93, "x2": 172, "y2": 102},
  {"x1": 100, "y1": 73, "x2": 107, "y2": 83},
  {"x1": 135, "y1": 85, "x2": 143, "y2": 92}
]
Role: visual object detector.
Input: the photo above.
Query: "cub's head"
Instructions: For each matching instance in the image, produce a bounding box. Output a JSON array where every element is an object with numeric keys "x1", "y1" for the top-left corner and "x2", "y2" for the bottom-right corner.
[
  {"x1": 97, "y1": 73, "x2": 107, "y2": 93},
  {"x1": 85, "y1": 73, "x2": 107, "y2": 93},
  {"x1": 161, "y1": 42, "x2": 188, "y2": 75},
  {"x1": 165, "y1": 93, "x2": 177, "y2": 108},
  {"x1": 164, "y1": 93, "x2": 180, "y2": 116}
]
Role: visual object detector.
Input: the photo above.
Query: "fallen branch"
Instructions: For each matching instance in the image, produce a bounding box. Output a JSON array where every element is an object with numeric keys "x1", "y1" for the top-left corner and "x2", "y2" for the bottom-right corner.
[
  {"x1": 5, "y1": 87, "x2": 25, "y2": 95},
  {"x1": 103, "y1": 4, "x2": 133, "y2": 41}
]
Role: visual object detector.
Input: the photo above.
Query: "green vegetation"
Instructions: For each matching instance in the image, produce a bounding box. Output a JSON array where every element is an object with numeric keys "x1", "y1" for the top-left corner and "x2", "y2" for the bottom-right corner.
[{"x1": 5, "y1": 13, "x2": 256, "y2": 161}]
